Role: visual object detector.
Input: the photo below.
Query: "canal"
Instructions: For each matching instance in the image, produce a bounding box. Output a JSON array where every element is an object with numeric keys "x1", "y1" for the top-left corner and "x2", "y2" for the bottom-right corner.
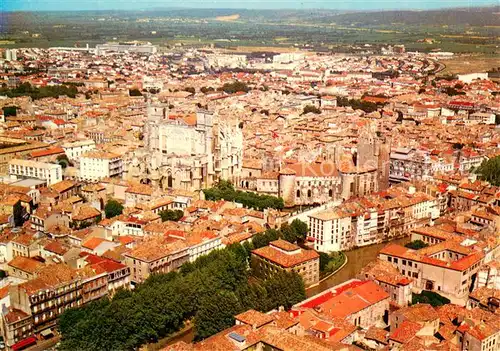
[
  {"x1": 158, "y1": 236, "x2": 410, "y2": 348},
  {"x1": 307, "y1": 236, "x2": 410, "y2": 297}
]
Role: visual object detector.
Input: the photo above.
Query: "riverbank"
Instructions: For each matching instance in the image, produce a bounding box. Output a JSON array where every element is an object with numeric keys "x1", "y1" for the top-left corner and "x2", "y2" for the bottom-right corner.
[
  {"x1": 307, "y1": 236, "x2": 410, "y2": 297},
  {"x1": 318, "y1": 252, "x2": 347, "y2": 282},
  {"x1": 143, "y1": 322, "x2": 194, "y2": 351},
  {"x1": 157, "y1": 236, "x2": 411, "y2": 346}
]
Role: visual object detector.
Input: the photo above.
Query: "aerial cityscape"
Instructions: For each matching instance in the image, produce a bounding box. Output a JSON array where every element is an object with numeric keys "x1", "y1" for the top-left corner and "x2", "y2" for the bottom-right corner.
[{"x1": 0, "y1": 1, "x2": 498, "y2": 350}]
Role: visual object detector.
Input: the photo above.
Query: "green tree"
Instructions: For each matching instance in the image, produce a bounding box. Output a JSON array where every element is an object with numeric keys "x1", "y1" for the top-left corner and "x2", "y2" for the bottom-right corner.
[
  {"x1": 302, "y1": 104, "x2": 321, "y2": 115},
  {"x1": 220, "y1": 81, "x2": 250, "y2": 94},
  {"x1": 194, "y1": 290, "x2": 242, "y2": 341},
  {"x1": 159, "y1": 209, "x2": 184, "y2": 222},
  {"x1": 280, "y1": 223, "x2": 297, "y2": 243},
  {"x1": 405, "y1": 240, "x2": 429, "y2": 250},
  {"x1": 263, "y1": 271, "x2": 305, "y2": 310},
  {"x1": 2, "y1": 106, "x2": 18, "y2": 117},
  {"x1": 56, "y1": 154, "x2": 72, "y2": 169},
  {"x1": 475, "y1": 156, "x2": 500, "y2": 186},
  {"x1": 104, "y1": 199, "x2": 124, "y2": 219},
  {"x1": 129, "y1": 88, "x2": 143, "y2": 97},
  {"x1": 13, "y1": 201, "x2": 25, "y2": 227},
  {"x1": 290, "y1": 219, "x2": 308, "y2": 242}
]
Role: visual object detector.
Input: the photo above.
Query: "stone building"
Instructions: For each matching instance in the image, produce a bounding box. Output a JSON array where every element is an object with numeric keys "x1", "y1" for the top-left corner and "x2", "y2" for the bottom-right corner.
[
  {"x1": 126, "y1": 101, "x2": 243, "y2": 193},
  {"x1": 251, "y1": 239, "x2": 319, "y2": 287}
]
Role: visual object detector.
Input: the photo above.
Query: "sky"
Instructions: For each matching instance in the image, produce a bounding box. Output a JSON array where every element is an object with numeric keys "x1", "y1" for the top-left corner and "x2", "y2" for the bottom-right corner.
[{"x1": 2, "y1": 0, "x2": 495, "y2": 12}]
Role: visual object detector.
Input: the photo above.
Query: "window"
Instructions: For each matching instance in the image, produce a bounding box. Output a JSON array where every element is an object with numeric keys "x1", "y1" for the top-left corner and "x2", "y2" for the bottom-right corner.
[
  {"x1": 402, "y1": 260, "x2": 406, "y2": 265},
  {"x1": 394, "y1": 258, "x2": 398, "y2": 264},
  {"x1": 388, "y1": 257, "x2": 392, "y2": 262}
]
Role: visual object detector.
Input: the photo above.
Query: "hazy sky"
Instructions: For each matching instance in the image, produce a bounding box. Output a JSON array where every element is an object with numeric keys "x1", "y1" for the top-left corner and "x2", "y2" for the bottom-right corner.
[{"x1": 2, "y1": 0, "x2": 496, "y2": 11}]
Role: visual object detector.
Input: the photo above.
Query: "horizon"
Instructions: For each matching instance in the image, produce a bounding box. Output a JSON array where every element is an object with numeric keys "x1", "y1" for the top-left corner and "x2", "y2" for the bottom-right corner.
[{"x1": 2, "y1": 0, "x2": 498, "y2": 12}]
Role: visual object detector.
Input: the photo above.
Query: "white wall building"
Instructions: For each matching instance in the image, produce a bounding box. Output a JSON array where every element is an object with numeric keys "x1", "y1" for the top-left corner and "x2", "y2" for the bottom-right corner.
[
  {"x1": 80, "y1": 151, "x2": 123, "y2": 181},
  {"x1": 8, "y1": 159, "x2": 62, "y2": 185},
  {"x1": 62, "y1": 139, "x2": 96, "y2": 161}
]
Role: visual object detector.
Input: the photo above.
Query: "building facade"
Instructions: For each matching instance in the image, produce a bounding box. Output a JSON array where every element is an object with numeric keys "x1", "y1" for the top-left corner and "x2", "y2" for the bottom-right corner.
[
  {"x1": 251, "y1": 239, "x2": 319, "y2": 287},
  {"x1": 8, "y1": 159, "x2": 62, "y2": 186}
]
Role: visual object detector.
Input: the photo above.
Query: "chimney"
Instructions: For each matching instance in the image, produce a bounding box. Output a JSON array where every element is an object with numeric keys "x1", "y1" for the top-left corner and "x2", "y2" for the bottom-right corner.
[{"x1": 408, "y1": 186, "x2": 416, "y2": 195}]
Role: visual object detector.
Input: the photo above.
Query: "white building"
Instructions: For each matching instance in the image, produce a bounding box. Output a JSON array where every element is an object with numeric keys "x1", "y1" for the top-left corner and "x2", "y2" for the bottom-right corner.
[
  {"x1": 95, "y1": 42, "x2": 157, "y2": 55},
  {"x1": 80, "y1": 151, "x2": 123, "y2": 181},
  {"x1": 62, "y1": 139, "x2": 96, "y2": 161},
  {"x1": 188, "y1": 234, "x2": 223, "y2": 263},
  {"x1": 8, "y1": 159, "x2": 62, "y2": 186},
  {"x1": 457, "y1": 73, "x2": 489, "y2": 84},
  {"x1": 309, "y1": 187, "x2": 438, "y2": 253}
]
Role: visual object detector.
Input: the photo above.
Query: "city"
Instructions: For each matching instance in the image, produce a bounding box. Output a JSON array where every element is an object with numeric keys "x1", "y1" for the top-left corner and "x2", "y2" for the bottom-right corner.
[{"x1": 0, "y1": 2, "x2": 499, "y2": 351}]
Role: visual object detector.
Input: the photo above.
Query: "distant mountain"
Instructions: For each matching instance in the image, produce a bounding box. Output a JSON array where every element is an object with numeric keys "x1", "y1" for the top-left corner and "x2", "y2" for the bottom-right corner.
[
  {"x1": 315, "y1": 6, "x2": 500, "y2": 27},
  {"x1": 12, "y1": 6, "x2": 496, "y2": 27}
]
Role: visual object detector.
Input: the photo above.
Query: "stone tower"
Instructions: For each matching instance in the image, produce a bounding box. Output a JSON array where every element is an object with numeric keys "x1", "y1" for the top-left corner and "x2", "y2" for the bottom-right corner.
[{"x1": 278, "y1": 168, "x2": 297, "y2": 207}]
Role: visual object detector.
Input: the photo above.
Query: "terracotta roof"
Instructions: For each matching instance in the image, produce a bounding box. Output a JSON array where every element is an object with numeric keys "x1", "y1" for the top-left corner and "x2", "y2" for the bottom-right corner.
[
  {"x1": 389, "y1": 320, "x2": 422, "y2": 344},
  {"x1": 8, "y1": 256, "x2": 44, "y2": 274},
  {"x1": 252, "y1": 244, "x2": 319, "y2": 268},
  {"x1": 235, "y1": 309, "x2": 274, "y2": 328}
]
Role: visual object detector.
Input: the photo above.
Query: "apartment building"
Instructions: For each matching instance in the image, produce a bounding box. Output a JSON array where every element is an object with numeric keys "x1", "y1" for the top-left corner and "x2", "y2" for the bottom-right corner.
[
  {"x1": 8, "y1": 159, "x2": 62, "y2": 186},
  {"x1": 308, "y1": 186, "x2": 438, "y2": 252},
  {"x1": 292, "y1": 279, "x2": 390, "y2": 329},
  {"x1": 358, "y1": 259, "x2": 413, "y2": 307},
  {"x1": 124, "y1": 236, "x2": 189, "y2": 284},
  {"x1": 378, "y1": 239, "x2": 485, "y2": 300},
  {"x1": 62, "y1": 139, "x2": 96, "y2": 161},
  {"x1": 5, "y1": 264, "x2": 106, "y2": 349},
  {"x1": 79, "y1": 151, "x2": 123, "y2": 181},
  {"x1": 3, "y1": 258, "x2": 130, "y2": 349},
  {"x1": 251, "y1": 239, "x2": 319, "y2": 287},
  {"x1": 390, "y1": 148, "x2": 433, "y2": 183}
]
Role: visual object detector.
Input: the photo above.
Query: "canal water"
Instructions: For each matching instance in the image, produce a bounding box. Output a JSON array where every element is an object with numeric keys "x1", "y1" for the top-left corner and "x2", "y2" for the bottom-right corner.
[
  {"x1": 307, "y1": 236, "x2": 410, "y2": 297},
  {"x1": 161, "y1": 236, "x2": 410, "y2": 348}
]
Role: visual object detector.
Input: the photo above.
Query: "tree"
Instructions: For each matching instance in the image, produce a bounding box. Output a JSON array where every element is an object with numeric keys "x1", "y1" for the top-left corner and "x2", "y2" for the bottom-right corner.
[
  {"x1": 58, "y1": 243, "x2": 307, "y2": 349},
  {"x1": 159, "y1": 209, "x2": 184, "y2": 222},
  {"x1": 290, "y1": 219, "x2": 308, "y2": 242},
  {"x1": 2, "y1": 106, "x2": 18, "y2": 117},
  {"x1": 56, "y1": 154, "x2": 72, "y2": 168},
  {"x1": 412, "y1": 291, "x2": 450, "y2": 307},
  {"x1": 194, "y1": 290, "x2": 242, "y2": 341},
  {"x1": 13, "y1": 201, "x2": 25, "y2": 227},
  {"x1": 302, "y1": 105, "x2": 321, "y2": 115},
  {"x1": 129, "y1": 88, "x2": 143, "y2": 97},
  {"x1": 405, "y1": 240, "x2": 429, "y2": 250},
  {"x1": 319, "y1": 252, "x2": 331, "y2": 272},
  {"x1": 280, "y1": 223, "x2": 297, "y2": 243},
  {"x1": 183, "y1": 87, "x2": 195, "y2": 94},
  {"x1": 452, "y1": 143, "x2": 464, "y2": 150},
  {"x1": 263, "y1": 271, "x2": 305, "y2": 310},
  {"x1": 220, "y1": 81, "x2": 250, "y2": 94},
  {"x1": 104, "y1": 199, "x2": 124, "y2": 219},
  {"x1": 475, "y1": 156, "x2": 500, "y2": 186}
]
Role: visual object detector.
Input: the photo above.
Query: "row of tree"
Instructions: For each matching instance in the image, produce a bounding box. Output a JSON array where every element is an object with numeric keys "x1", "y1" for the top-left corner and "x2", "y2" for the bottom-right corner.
[
  {"x1": 0, "y1": 82, "x2": 79, "y2": 100},
  {"x1": 203, "y1": 180, "x2": 284, "y2": 211},
  {"x1": 336, "y1": 96, "x2": 379, "y2": 113},
  {"x1": 219, "y1": 81, "x2": 251, "y2": 94},
  {"x1": 58, "y1": 244, "x2": 305, "y2": 350}
]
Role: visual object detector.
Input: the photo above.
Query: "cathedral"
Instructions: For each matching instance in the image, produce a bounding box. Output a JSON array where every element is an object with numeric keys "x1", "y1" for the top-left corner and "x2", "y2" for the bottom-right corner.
[{"x1": 126, "y1": 101, "x2": 243, "y2": 192}]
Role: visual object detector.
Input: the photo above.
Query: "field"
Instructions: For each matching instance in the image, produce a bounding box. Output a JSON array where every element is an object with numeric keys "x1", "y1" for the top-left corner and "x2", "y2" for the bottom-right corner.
[
  {"x1": 0, "y1": 7, "x2": 499, "y2": 54},
  {"x1": 440, "y1": 55, "x2": 500, "y2": 75}
]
